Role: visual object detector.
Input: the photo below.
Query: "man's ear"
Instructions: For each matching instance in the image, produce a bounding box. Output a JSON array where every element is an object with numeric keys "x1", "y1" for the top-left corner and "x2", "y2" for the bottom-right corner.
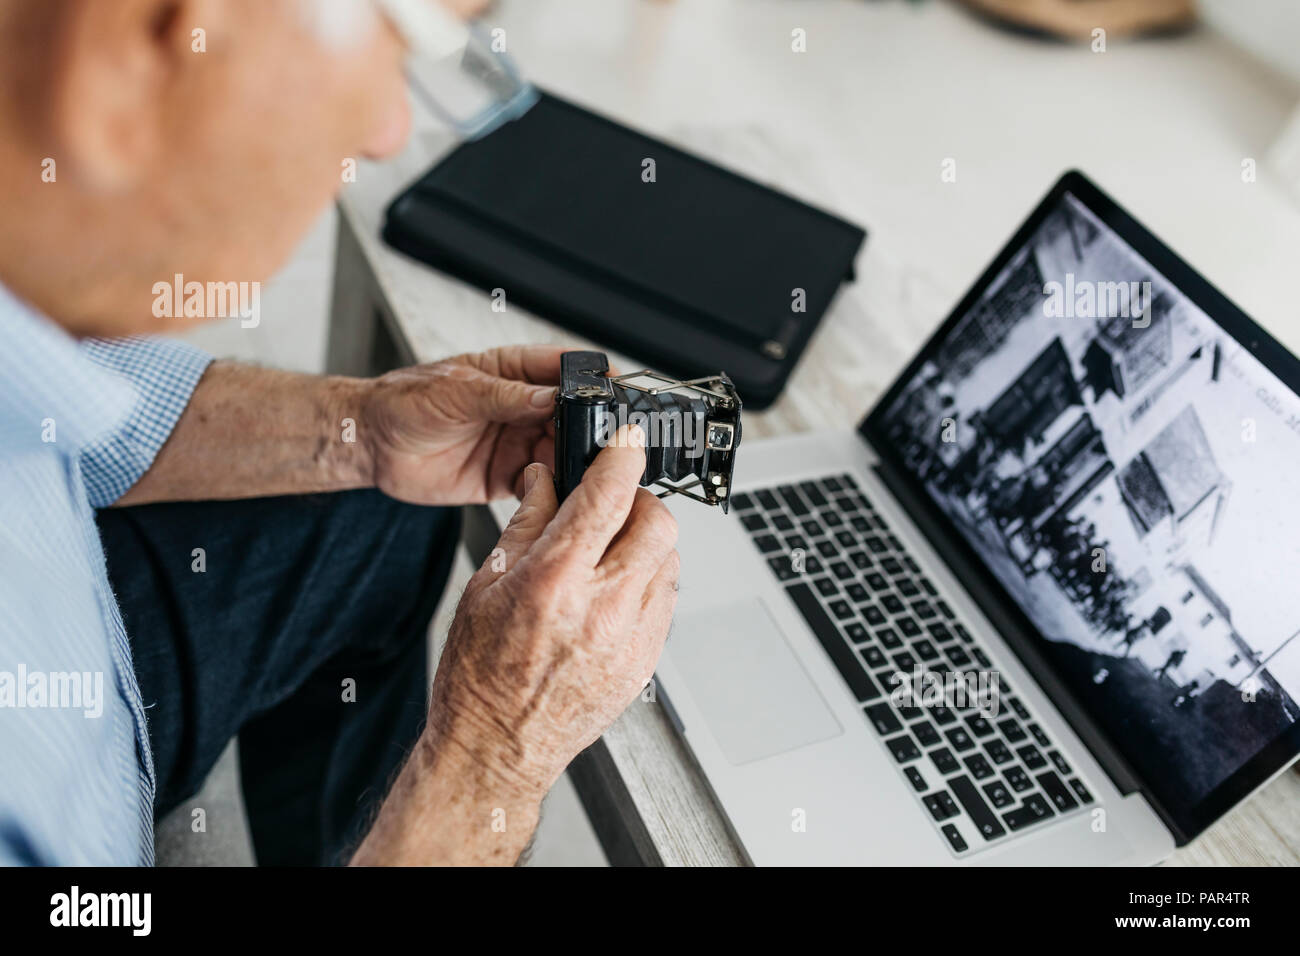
[{"x1": 46, "y1": 0, "x2": 223, "y2": 191}]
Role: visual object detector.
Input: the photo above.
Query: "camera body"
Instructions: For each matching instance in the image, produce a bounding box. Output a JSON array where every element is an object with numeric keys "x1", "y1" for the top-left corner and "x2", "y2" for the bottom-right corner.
[{"x1": 554, "y1": 351, "x2": 742, "y2": 512}]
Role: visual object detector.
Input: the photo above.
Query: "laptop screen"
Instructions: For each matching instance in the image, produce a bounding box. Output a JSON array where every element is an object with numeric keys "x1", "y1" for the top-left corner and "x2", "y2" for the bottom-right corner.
[{"x1": 871, "y1": 186, "x2": 1300, "y2": 828}]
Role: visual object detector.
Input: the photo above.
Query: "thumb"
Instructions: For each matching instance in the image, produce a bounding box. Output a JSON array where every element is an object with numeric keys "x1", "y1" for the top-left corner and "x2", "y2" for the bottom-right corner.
[
  {"x1": 456, "y1": 366, "x2": 556, "y2": 424},
  {"x1": 478, "y1": 463, "x2": 559, "y2": 580}
]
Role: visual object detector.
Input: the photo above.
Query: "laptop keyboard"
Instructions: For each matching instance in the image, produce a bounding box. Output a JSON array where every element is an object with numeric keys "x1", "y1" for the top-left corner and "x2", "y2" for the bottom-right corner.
[{"x1": 732, "y1": 473, "x2": 1094, "y2": 857}]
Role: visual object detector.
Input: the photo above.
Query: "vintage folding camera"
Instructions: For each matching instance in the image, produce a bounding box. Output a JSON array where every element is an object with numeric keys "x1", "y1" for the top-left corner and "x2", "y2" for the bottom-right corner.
[{"x1": 554, "y1": 351, "x2": 742, "y2": 512}]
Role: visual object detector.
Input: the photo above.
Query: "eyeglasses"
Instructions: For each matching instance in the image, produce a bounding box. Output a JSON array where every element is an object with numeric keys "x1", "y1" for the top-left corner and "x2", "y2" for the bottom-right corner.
[{"x1": 370, "y1": 0, "x2": 538, "y2": 140}]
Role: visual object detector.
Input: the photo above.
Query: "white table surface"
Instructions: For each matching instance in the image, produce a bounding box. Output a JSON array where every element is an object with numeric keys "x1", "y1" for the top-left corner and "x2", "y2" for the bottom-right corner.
[{"x1": 330, "y1": 0, "x2": 1300, "y2": 865}]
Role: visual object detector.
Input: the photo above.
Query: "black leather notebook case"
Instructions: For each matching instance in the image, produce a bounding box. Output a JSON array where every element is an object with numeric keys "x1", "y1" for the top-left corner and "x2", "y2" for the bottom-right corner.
[{"x1": 383, "y1": 92, "x2": 866, "y2": 409}]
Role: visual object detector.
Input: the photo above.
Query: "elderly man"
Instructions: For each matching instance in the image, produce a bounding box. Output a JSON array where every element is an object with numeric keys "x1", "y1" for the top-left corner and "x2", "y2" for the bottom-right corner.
[{"x1": 0, "y1": 0, "x2": 679, "y2": 865}]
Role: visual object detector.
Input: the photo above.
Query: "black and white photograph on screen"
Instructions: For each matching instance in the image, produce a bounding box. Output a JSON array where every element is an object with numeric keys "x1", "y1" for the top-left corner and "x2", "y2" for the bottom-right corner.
[{"x1": 881, "y1": 193, "x2": 1300, "y2": 806}]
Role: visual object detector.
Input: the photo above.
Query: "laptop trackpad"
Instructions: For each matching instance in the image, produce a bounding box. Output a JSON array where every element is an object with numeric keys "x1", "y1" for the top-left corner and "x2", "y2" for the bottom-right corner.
[{"x1": 673, "y1": 599, "x2": 843, "y2": 765}]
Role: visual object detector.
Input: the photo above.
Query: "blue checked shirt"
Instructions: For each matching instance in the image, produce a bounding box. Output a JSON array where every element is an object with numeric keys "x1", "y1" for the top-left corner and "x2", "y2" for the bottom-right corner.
[{"x1": 0, "y1": 282, "x2": 211, "y2": 865}]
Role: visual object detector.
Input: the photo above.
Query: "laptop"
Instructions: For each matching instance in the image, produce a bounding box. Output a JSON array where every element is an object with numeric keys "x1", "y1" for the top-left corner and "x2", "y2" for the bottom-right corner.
[{"x1": 655, "y1": 170, "x2": 1300, "y2": 865}]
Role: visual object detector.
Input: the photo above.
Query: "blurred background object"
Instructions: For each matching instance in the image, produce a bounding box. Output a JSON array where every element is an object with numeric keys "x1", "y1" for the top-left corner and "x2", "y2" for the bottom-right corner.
[
  {"x1": 1197, "y1": 0, "x2": 1300, "y2": 203},
  {"x1": 1198, "y1": 0, "x2": 1300, "y2": 85},
  {"x1": 950, "y1": 0, "x2": 1195, "y2": 40}
]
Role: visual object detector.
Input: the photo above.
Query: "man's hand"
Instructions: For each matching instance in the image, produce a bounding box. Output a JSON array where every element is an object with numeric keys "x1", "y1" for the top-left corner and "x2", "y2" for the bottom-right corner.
[
  {"x1": 360, "y1": 345, "x2": 563, "y2": 506},
  {"x1": 351, "y1": 428, "x2": 679, "y2": 865}
]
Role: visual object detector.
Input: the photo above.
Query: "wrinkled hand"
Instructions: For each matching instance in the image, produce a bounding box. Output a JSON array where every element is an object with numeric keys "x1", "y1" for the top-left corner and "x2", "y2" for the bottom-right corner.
[
  {"x1": 361, "y1": 345, "x2": 562, "y2": 506},
  {"x1": 427, "y1": 427, "x2": 680, "y2": 799}
]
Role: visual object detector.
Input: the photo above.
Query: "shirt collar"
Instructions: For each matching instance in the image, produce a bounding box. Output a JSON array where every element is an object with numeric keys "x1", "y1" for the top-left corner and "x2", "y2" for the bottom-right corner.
[{"x1": 0, "y1": 282, "x2": 136, "y2": 452}]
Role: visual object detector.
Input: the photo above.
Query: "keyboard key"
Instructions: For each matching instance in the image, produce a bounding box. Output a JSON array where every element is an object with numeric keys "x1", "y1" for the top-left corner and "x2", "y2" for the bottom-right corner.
[
  {"x1": 785, "y1": 583, "x2": 880, "y2": 702},
  {"x1": 1017, "y1": 745, "x2": 1047, "y2": 770},
  {"x1": 891, "y1": 652, "x2": 917, "y2": 672},
  {"x1": 741, "y1": 512, "x2": 767, "y2": 532},
  {"x1": 864, "y1": 702, "x2": 903, "y2": 736},
  {"x1": 845, "y1": 622, "x2": 869, "y2": 643},
  {"x1": 918, "y1": 576, "x2": 938, "y2": 597},
  {"x1": 816, "y1": 540, "x2": 838, "y2": 559},
  {"x1": 828, "y1": 600, "x2": 853, "y2": 621},
  {"x1": 859, "y1": 644, "x2": 887, "y2": 669},
  {"x1": 904, "y1": 766, "x2": 927, "y2": 793},
  {"x1": 731, "y1": 492, "x2": 755, "y2": 511},
  {"x1": 1023, "y1": 793, "x2": 1053, "y2": 819},
  {"x1": 1036, "y1": 771, "x2": 1079, "y2": 812},
  {"x1": 886, "y1": 734, "x2": 922, "y2": 763},
  {"x1": 876, "y1": 627, "x2": 902, "y2": 649},
  {"x1": 897, "y1": 617, "x2": 922, "y2": 637},
  {"x1": 985, "y1": 740, "x2": 1014, "y2": 765},
  {"x1": 822, "y1": 476, "x2": 843, "y2": 493},
  {"x1": 1048, "y1": 750, "x2": 1071, "y2": 776},
  {"x1": 753, "y1": 534, "x2": 782, "y2": 554},
  {"x1": 772, "y1": 513, "x2": 795, "y2": 532},
  {"x1": 848, "y1": 550, "x2": 872, "y2": 570},
  {"x1": 940, "y1": 823, "x2": 968, "y2": 853},
  {"x1": 836, "y1": 531, "x2": 856, "y2": 549},
  {"x1": 935, "y1": 600, "x2": 954, "y2": 619},
  {"x1": 845, "y1": 583, "x2": 869, "y2": 603},
  {"x1": 766, "y1": 556, "x2": 798, "y2": 582},
  {"x1": 784, "y1": 534, "x2": 808, "y2": 552},
  {"x1": 953, "y1": 623, "x2": 973, "y2": 644},
  {"x1": 755, "y1": 489, "x2": 780, "y2": 511},
  {"x1": 880, "y1": 557, "x2": 904, "y2": 576},
  {"x1": 1003, "y1": 801, "x2": 1050, "y2": 832},
  {"x1": 972, "y1": 648, "x2": 992, "y2": 668},
  {"x1": 946, "y1": 646, "x2": 972, "y2": 667},
  {"x1": 1030, "y1": 723, "x2": 1052, "y2": 749},
  {"x1": 929, "y1": 747, "x2": 960, "y2": 775},
  {"x1": 982, "y1": 780, "x2": 1014, "y2": 809},
  {"x1": 913, "y1": 639, "x2": 939, "y2": 661},
  {"x1": 1067, "y1": 778, "x2": 1093, "y2": 804},
  {"x1": 945, "y1": 728, "x2": 975, "y2": 752},
  {"x1": 927, "y1": 621, "x2": 953, "y2": 641},
  {"x1": 864, "y1": 536, "x2": 888, "y2": 554},
  {"x1": 834, "y1": 496, "x2": 859, "y2": 513},
  {"x1": 964, "y1": 715, "x2": 995, "y2": 738},
  {"x1": 864, "y1": 572, "x2": 888, "y2": 592},
  {"x1": 911, "y1": 600, "x2": 937, "y2": 620},
  {"x1": 881, "y1": 594, "x2": 905, "y2": 615},
  {"x1": 923, "y1": 791, "x2": 960, "y2": 822},
  {"x1": 850, "y1": 515, "x2": 872, "y2": 534},
  {"x1": 949, "y1": 775, "x2": 1006, "y2": 840},
  {"x1": 813, "y1": 576, "x2": 838, "y2": 597},
  {"x1": 896, "y1": 578, "x2": 921, "y2": 598},
  {"x1": 823, "y1": 512, "x2": 845, "y2": 528},
  {"x1": 1008, "y1": 697, "x2": 1030, "y2": 720},
  {"x1": 862, "y1": 605, "x2": 886, "y2": 626},
  {"x1": 912, "y1": 720, "x2": 941, "y2": 748},
  {"x1": 998, "y1": 718, "x2": 1027, "y2": 743},
  {"x1": 799, "y1": 481, "x2": 828, "y2": 508},
  {"x1": 1003, "y1": 766, "x2": 1033, "y2": 792},
  {"x1": 930, "y1": 706, "x2": 958, "y2": 726},
  {"x1": 801, "y1": 519, "x2": 824, "y2": 537},
  {"x1": 777, "y1": 485, "x2": 809, "y2": 516},
  {"x1": 964, "y1": 754, "x2": 994, "y2": 780}
]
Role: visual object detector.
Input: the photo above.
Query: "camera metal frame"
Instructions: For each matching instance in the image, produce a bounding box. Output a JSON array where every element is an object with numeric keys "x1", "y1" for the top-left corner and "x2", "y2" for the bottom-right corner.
[{"x1": 554, "y1": 351, "x2": 743, "y2": 512}]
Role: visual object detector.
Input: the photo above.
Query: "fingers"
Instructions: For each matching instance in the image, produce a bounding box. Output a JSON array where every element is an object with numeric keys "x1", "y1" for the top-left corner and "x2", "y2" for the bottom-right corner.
[
  {"x1": 602, "y1": 488, "x2": 679, "y2": 585},
  {"x1": 448, "y1": 345, "x2": 565, "y2": 386},
  {"x1": 641, "y1": 548, "x2": 681, "y2": 611},
  {"x1": 482, "y1": 463, "x2": 559, "y2": 577},
  {"x1": 450, "y1": 364, "x2": 556, "y2": 425},
  {"x1": 536, "y1": 424, "x2": 647, "y2": 568}
]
